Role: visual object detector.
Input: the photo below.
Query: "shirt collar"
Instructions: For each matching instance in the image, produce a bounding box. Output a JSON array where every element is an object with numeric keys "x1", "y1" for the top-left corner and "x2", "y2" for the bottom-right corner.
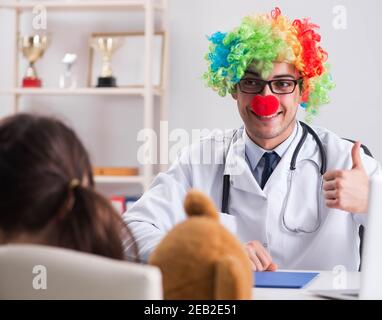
[{"x1": 244, "y1": 121, "x2": 298, "y2": 171}]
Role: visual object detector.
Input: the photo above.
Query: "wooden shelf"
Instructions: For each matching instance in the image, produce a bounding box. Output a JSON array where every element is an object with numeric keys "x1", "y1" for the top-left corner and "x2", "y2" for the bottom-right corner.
[
  {"x1": 94, "y1": 175, "x2": 145, "y2": 184},
  {"x1": 0, "y1": 87, "x2": 163, "y2": 96},
  {"x1": 0, "y1": 1, "x2": 165, "y2": 11}
]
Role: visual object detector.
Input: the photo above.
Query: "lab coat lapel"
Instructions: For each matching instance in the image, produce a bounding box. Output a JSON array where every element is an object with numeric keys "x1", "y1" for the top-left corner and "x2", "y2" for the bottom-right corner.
[
  {"x1": 223, "y1": 128, "x2": 264, "y2": 196},
  {"x1": 263, "y1": 121, "x2": 321, "y2": 193}
]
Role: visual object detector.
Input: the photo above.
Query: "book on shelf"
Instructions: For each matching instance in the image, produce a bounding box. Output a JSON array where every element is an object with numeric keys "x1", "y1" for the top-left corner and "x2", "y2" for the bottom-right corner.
[{"x1": 110, "y1": 195, "x2": 140, "y2": 215}]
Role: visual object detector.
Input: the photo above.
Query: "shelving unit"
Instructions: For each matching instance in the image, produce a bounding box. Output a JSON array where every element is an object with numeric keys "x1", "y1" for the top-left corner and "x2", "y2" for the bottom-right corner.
[
  {"x1": 0, "y1": 0, "x2": 169, "y2": 191},
  {"x1": 0, "y1": 87, "x2": 164, "y2": 96},
  {"x1": 94, "y1": 175, "x2": 144, "y2": 184},
  {"x1": 0, "y1": 0, "x2": 165, "y2": 11}
]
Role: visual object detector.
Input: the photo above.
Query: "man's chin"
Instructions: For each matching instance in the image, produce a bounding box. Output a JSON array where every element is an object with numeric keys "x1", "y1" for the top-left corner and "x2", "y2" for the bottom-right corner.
[{"x1": 248, "y1": 125, "x2": 284, "y2": 140}]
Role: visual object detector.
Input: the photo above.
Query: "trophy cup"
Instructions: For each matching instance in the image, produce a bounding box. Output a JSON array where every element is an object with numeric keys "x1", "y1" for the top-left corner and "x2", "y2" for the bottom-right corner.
[
  {"x1": 90, "y1": 36, "x2": 124, "y2": 87},
  {"x1": 20, "y1": 35, "x2": 48, "y2": 88},
  {"x1": 59, "y1": 53, "x2": 77, "y2": 89}
]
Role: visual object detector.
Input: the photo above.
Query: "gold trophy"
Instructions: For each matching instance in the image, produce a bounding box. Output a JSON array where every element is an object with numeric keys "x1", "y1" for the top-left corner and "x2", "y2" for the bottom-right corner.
[
  {"x1": 20, "y1": 35, "x2": 48, "y2": 88},
  {"x1": 90, "y1": 36, "x2": 124, "y2": 87}
]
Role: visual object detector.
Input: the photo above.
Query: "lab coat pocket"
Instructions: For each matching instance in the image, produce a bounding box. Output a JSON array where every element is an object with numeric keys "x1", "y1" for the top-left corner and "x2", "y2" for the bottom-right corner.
[
  {"x1": 282, "y1": 160, "x2": 322, "y2": 232},
  {"x1": 217, "y1": 212, "x2": 238, "y2": 236}
]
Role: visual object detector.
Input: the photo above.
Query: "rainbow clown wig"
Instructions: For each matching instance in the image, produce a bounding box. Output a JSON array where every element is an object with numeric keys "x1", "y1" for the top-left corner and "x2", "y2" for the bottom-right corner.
[{"x1": 203, "y1": 7, "x2": 335, "y2": 120}]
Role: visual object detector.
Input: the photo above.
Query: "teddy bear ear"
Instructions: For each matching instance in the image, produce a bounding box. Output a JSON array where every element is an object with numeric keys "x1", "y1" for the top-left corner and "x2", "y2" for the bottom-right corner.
[{"x1": 184, "y1": 189, "x2": 218, "y2": 220}]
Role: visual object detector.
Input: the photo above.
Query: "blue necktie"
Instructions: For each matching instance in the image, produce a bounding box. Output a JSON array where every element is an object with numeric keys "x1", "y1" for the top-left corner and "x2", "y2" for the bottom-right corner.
[{"x1": 260, "y1": 152, "x2": 280, "y2": 189}]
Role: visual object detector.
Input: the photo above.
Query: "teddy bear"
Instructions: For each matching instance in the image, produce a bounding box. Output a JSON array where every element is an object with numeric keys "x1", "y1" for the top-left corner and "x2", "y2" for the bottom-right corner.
[{"x1": 149, "y1": 189, "x2": 253, "y2": 300}]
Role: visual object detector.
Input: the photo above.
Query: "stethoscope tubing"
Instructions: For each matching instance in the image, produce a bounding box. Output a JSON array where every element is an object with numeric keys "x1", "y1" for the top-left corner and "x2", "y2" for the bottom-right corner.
[{"x1": 221, "y1": 121, "x2": 326, "y2": 233}]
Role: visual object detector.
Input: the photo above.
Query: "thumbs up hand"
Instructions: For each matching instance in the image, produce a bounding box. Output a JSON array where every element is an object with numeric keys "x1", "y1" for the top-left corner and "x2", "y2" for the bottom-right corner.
[{"x1": 323, "y1": 142, "x2": 369, "y2": 213}]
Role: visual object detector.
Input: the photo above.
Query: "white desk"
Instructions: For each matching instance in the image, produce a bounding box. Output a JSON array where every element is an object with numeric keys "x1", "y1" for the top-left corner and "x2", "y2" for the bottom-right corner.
[{"x1": 252, "y1": 270, "x2": 360, "y2": 300}]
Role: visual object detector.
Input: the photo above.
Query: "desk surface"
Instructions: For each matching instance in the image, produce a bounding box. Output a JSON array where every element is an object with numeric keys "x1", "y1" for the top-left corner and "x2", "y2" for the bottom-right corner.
[{"x1": 253, "y1": 270, "x2": 360, "y2": 300}]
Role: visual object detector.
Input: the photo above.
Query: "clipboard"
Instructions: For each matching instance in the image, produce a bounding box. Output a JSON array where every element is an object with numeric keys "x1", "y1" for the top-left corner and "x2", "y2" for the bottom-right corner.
[{"x1": 254, "y1": 271, "x2": 319, "y2": 289}]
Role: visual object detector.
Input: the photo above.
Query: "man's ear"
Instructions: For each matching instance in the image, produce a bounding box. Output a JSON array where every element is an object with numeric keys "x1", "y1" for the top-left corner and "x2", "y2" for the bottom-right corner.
[{"x1": 231, "y1": 92, "x2": 238, "y2": 100}]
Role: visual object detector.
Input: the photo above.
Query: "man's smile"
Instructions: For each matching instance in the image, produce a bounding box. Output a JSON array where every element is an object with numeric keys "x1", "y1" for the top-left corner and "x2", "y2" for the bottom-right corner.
[{"x1": 250, "y1": 109, "x2": 283, "y2": 122}]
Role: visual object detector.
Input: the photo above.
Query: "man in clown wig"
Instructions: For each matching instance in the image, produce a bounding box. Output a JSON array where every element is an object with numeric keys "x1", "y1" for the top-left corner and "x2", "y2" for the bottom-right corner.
[{"x1": 124, "y1": 8, "x2": 381, "y2": 271}]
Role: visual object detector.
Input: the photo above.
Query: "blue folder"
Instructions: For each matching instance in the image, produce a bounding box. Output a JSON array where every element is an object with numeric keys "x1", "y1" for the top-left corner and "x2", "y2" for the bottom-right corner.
[{"x1": 254, "y1": 271, "x2": 319, "y2": 289}]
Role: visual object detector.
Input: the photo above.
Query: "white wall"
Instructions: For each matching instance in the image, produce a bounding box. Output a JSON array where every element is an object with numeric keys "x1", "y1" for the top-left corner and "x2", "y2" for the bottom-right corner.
[{"x1": 0, "y1": 0, "x2": 381, "y2": 197}]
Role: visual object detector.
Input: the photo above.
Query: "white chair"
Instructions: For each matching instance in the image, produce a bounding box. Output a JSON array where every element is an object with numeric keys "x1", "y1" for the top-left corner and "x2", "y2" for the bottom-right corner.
[{"x1": 0, "y1": 244, "x2": 162, "y2": 300}]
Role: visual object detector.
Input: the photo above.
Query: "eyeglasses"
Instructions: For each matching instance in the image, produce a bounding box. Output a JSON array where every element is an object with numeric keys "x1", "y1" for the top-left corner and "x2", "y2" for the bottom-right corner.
[{"x1": 238, "y1": 77, "x2": 303, "y2": 95}]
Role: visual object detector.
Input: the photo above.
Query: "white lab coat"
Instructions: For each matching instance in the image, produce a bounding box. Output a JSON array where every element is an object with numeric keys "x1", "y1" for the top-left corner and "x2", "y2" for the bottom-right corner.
[{"x1": 123, "y1": 122, "x2": 381, "y2": 271}]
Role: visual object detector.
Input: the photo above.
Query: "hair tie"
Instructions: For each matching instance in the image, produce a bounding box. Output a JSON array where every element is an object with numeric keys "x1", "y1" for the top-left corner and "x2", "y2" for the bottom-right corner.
[{"x1": 69, "y1": 178, "x2": 80, "y2": 190}]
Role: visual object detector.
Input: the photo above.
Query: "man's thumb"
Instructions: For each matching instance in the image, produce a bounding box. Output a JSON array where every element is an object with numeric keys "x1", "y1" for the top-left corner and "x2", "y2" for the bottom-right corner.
[{"x1": 351, "y1": 141, "x2": 363, "y2": 170}]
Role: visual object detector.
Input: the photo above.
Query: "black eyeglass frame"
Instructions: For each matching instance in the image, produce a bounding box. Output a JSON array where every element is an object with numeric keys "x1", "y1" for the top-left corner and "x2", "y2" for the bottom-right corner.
[{"x1": 238, "y1": 77, "x2": 304, "y2": 95}]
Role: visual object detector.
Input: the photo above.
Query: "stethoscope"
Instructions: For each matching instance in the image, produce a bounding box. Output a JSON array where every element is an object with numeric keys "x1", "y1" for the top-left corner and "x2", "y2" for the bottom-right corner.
[{"x1": 221, "y1": 121, "x2": 327, "y2": 234}]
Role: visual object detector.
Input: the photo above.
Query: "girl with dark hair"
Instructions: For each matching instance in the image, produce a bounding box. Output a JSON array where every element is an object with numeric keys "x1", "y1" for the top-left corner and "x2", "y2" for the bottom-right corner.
[{"x1": 0, "y1": 113, "x2": 138, "y2": 261}]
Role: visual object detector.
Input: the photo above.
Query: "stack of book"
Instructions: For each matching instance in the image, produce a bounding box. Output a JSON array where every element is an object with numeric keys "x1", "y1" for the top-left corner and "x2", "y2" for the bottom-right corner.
[{"x1": 110, "y1": 195, "x2": 140, "y2": 215}]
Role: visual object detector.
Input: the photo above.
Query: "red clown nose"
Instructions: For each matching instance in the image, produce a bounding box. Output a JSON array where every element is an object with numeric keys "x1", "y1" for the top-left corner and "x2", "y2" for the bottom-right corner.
[{"x1": 251, "y1": 95, "x2": 280, "y2": 116}]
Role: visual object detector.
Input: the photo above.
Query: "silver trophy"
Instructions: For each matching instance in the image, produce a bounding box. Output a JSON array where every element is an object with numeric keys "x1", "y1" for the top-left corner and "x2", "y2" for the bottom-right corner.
[{"x1": 59, "y1": 53, "x2": 77, "y2": 89}]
